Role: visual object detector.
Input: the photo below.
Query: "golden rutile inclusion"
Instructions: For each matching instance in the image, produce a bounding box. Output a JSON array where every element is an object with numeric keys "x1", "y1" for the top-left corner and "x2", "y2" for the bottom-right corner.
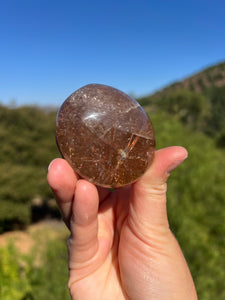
[{"x1": 56, "y1": 84, "x2": 155, "y2": 188}]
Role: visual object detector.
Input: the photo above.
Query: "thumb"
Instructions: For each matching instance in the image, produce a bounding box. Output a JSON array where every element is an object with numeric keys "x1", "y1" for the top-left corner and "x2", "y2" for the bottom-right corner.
[{"x1": 130, "y1": 146, "x2": 188, "y2": 229}]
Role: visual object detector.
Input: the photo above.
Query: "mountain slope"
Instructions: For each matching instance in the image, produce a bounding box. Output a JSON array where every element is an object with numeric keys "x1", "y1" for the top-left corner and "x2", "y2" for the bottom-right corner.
[
  {"x1": 154, "y1": 61, "x2": 225, "y2": 97},
  {"x1": 138, "y1": 61, "x2": 225, "y2": 141}
]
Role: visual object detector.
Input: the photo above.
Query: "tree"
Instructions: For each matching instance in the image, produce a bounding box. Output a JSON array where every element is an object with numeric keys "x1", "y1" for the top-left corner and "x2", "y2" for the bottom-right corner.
[{"x1": 157, "y1": 89, "x2": 210, "y2": 130}]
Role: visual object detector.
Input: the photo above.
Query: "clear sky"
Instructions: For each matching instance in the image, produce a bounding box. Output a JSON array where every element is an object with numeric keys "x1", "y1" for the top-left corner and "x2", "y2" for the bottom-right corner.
[{"x1": 1, "y1": 0, "x2": 225, "y2": 106}]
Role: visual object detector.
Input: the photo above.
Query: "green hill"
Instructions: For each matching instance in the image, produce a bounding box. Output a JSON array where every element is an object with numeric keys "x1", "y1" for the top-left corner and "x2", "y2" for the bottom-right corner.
[
  {"x1": 150, "y1": 61, "x2": 225, "y2": 96},
  {"x1": 139, "y1": 61, "x2": 225, "y2": 143}
]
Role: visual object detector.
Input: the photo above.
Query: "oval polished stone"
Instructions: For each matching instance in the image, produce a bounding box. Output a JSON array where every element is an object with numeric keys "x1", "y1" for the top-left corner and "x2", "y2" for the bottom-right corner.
[{"x1": 56, "y1": 84, "x2": 155, "y2": 188}]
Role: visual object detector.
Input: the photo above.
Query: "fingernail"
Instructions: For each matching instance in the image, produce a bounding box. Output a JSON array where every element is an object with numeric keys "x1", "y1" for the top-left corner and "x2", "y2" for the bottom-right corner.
[{"x1": 47, "y1": 158, "x2": 59, "y2": 171}]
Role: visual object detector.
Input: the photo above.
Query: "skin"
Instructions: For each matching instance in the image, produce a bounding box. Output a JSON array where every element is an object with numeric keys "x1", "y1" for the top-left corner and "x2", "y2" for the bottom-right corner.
[{"x1": 47, "y1": 146, "x2": 198, "y2": 300}]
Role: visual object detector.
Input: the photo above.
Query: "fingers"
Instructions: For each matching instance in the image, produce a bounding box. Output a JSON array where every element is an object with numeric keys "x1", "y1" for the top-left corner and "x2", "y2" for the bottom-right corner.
[
  {"x1": 47, "y1": 158, "x2": 111, "y2": 227},
  {"x1": 130, "y1": 146, "x2": 188, "y2": 229},
  {"x1": 68, "y1": 179, "x2": 100, "y2": 267},
  {"x1": 47, "y1": 158, "x2": 79, "y2": 226},
  {"x1": 47, "y1": 158, "x2": 114, "y2": 264},
  {"x1": 68, "y1": 179, "x2": 116, "y2": 292}
]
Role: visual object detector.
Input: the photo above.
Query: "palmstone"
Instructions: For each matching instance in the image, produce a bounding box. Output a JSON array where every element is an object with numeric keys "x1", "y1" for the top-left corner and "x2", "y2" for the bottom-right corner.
[{"x1": 56, "y1": 84, "x2": 155, "y2": 188}]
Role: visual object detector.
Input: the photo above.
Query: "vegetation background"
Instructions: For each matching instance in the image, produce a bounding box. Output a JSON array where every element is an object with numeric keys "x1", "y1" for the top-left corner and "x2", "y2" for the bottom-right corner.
[{"x1": 0, "y1": 62, "x2": 225, "y2": 299}]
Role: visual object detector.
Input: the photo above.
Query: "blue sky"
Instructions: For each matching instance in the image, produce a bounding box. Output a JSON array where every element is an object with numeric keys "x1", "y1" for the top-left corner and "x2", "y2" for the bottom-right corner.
[{"x1": 1, "y1": 0, "x2": 225, "y2": 106}]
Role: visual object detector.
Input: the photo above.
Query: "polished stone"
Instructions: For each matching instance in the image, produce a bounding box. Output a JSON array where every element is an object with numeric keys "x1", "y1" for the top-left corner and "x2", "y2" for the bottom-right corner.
[{"x1": 56, "y1": 84, "x2": 155, "y2": 188}]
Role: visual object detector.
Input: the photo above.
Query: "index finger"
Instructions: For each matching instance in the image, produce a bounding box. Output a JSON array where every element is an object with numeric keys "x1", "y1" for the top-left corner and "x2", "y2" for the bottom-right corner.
[
  {"x1": 47, "y1": 158, "x2": 79, "y2": 227},
  {"x1": 47, "y1": 158, "x2": 111, "y2": 227}
]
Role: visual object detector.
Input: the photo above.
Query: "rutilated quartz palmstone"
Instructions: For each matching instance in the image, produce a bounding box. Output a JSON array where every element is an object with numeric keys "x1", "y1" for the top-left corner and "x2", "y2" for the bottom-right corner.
[{"x1": 56, "y1": 84, "x2": 155, "y2": 188}]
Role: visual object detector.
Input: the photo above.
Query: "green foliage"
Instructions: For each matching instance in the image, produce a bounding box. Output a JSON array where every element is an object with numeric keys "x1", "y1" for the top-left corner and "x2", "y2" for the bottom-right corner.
[
  {"x1": 0, "y1": 235, "x2": 70, "y2": 300},
  {"x1": 156, "y1": 89, "x2": 210, "y2": 130},
  {"x1": 216, "y1": 130, "x2": 225, "y2": 148},
  {"x1": 0, "y1": 105, "x2": 58, "y2": 166},
  {"x1": 0, "y1": 200, "x2": 30, "y2": 233},
  {"x1": 27, "y1": 238, "x2": 70, "y2": 300},
  {"x1": 205, "y1": 86, "x2": 225, "y2": 136},
  {"x1": 139, "y1": 84, "x2": 225, "y2": 146},
  {"x1": 0, "y1": 105, "x2": 59, "y2": 228},
  {"x1": 151, "y1": 112, "x2": 225, "y2": 299},
  {"x1": 0, "y1": 243, "x2": 32, "y2": 300}
]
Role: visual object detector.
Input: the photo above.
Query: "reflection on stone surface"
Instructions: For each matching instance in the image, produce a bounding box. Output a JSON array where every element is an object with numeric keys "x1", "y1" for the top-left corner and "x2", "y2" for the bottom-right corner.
[{"x1": 56, "y1": 84, "x2": 155, "y2": 188}]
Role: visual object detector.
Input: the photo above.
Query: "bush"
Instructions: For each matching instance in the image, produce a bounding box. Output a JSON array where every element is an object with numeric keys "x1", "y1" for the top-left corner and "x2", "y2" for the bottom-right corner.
[
  {"x1": 0, "y1": 230, "x2": 70, "y2": 300},
  {"x1": 27, "y1": 238, "x2": 70, "y2": 300},
  {"x1": 0, "y1": 243, "x2": 32, "y2": 299},
  {"x1": 156, "y1": 89, "x2": 210, "y2": 130}
]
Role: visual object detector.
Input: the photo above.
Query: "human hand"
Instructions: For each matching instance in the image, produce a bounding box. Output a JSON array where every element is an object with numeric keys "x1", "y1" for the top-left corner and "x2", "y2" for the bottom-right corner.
[{"x1": 47, "y1": 146, "x2": 197, "y2": 300}]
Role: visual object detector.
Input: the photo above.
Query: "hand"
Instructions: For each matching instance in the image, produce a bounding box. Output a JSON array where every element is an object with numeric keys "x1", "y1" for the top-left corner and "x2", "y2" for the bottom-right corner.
[{"x1": 47, "y1": 146, "x2": 197, "y2": 300}]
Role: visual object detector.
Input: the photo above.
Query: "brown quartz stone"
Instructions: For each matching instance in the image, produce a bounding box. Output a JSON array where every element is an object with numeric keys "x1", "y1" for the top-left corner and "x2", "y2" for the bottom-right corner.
[{"x1": 56, "y1": 84, "x2": 155, "y2": 188}]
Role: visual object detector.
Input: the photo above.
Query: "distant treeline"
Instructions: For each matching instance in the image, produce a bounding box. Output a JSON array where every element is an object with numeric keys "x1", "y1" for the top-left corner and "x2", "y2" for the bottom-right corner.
[{"x1": 0, "y1": 105, "x2": 59, "y2": 232}]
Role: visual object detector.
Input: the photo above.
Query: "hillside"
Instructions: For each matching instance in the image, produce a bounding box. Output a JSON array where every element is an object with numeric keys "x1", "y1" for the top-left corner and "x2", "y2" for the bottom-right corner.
[
  {"x1": 154, "y1": 61, "x2": 225, "y2": 96},
  {"x1": 139, "y1": 61, "x2": 225, "y2": 144}
]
